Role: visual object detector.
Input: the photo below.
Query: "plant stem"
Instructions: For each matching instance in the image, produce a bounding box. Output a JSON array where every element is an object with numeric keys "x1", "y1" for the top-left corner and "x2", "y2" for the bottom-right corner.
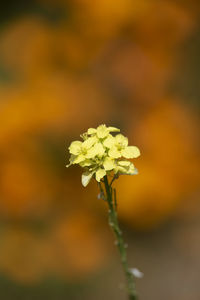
[{"x1": 103, "y1": 175, "x2": 137, "y2": 300}]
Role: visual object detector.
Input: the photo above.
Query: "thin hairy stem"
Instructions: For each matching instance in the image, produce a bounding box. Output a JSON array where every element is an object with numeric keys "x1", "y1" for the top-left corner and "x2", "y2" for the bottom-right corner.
[{"x1": 102, "y1": 175, "x2": 137, "y2": 300}]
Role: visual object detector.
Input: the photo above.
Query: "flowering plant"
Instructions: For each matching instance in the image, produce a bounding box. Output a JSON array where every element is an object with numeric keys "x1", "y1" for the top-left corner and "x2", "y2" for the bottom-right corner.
[
  {"x1": 67, "y1": 124, "x2": 140, "y2": 186},
  {"x1": 67, "y1": 124, "x2": 141, "y2": 300}
]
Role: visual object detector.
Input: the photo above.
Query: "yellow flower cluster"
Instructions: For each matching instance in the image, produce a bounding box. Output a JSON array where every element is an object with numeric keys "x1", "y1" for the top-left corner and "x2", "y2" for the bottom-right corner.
[{"x1": 67, "y1": 125, "x2": 140, "y2": 186}]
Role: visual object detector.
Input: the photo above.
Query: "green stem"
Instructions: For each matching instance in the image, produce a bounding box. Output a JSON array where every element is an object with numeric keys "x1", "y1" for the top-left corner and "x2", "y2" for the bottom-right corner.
[{"x1": 103, "y1": 175, "x2": 137, "y2": 300}]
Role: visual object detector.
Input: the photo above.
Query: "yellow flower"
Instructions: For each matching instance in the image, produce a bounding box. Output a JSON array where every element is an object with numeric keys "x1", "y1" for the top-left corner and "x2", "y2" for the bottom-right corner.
[
  {"x1": 67, "y1": 124, "x2": 140, "y2": 186},
  {"x1": 87, "y1": 124, "x2": 120, "y2": 139},
  {"x1": 114, "y1": 160, "x2": 138, "y2": 175},
  {"x1": 69, "y1": 141, "x2": 82, "y2": 155},
  {"x1": 108, "y1": 134, "x2": 140, "y2": 159},
  {"x1": 86, "y1": 142, "x2": 105, "y2": 158},
  {"x1": 68, "y1": 136, "x2": 97, "y2": 165}
]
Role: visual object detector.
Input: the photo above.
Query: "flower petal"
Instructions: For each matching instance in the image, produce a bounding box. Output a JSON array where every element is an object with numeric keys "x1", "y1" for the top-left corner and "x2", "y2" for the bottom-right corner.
[
  {"x1": 107, "y1": 126, "x2": 120, "y2": 133},
  {"x1": 69, "y1": 141, "x2": 82, "y2": 155},
  {"x1": 96, "y1": 124, "x2": 109, "y2": 139},
  {"x1": 115, "y1": 134, "x2": 128, "y2": 147},
  {"x1": 108, "y1": 146, "x2": 121, "y2": 159},
  {"x1": 114, "y1": 165, "x2": 127, "y2": 174},
  {"x1": 80, "y1": 159, "x2": 93, "y2": 167},
  {"x1": 127, "y1": 163, "x2": 136, "y2": 174},
  {"x1": 121, "y1": 146, "x2": 140, "y2": 158},
  {"x1": 82, "y1": 136, "x2": 97, "y2": 149},
  {"x1": 118, "y1": 160, "x2": 131, "y2": 166},
  {"x1": 95, "y1": 169, "x2": 106, "y2": 182},
  {"x1": 86, "y1": 143, "x2": 105, "y2": 158},
  {"x1": 81, "y1": 172, "x2": 93, "y2": 187},
  {"x1": 103, "y1": 135, "x2": 116, "y2": 148},
  {"x1": 94, "y1": 143, "x2": 105, "y2": 156},
  {"x1": 114, "y1": 161, "x2": 136, "y2": 175},
  {"x1": 73, "y1": 154, "x2": 85, "y2": 164},
  {"x1": 87, "y1": 128, "x2": 97, "y2": 135},
  {"x1": 103, "y1": 157, "x2": 116, "y2": 171}
]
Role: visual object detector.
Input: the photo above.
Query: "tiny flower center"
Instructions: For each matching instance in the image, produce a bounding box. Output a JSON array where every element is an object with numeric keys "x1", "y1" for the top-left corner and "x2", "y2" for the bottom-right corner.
[
  {"x1": 117, "y1": 144, "x2": 123, "y2": 151},
  {"x1": 82, "y1": 148, "x2": 88, "y2": 155}
]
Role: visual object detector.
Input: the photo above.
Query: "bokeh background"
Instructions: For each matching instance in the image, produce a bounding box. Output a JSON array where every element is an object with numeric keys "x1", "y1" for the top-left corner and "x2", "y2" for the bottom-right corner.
[{"x1": 0, "y1": 1, "x2": 200, "y2": 299}]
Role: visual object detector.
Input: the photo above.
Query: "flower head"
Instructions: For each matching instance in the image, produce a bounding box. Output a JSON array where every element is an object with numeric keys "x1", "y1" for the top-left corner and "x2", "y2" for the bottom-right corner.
[{"x1": 67, "y1": 124, "x2": 140, "y2": 186}]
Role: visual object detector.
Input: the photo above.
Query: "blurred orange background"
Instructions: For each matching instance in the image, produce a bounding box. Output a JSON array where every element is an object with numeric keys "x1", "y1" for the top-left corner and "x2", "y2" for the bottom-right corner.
[{"x1": 0, "y1": 1, "x2": 200, "y2": 299}]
